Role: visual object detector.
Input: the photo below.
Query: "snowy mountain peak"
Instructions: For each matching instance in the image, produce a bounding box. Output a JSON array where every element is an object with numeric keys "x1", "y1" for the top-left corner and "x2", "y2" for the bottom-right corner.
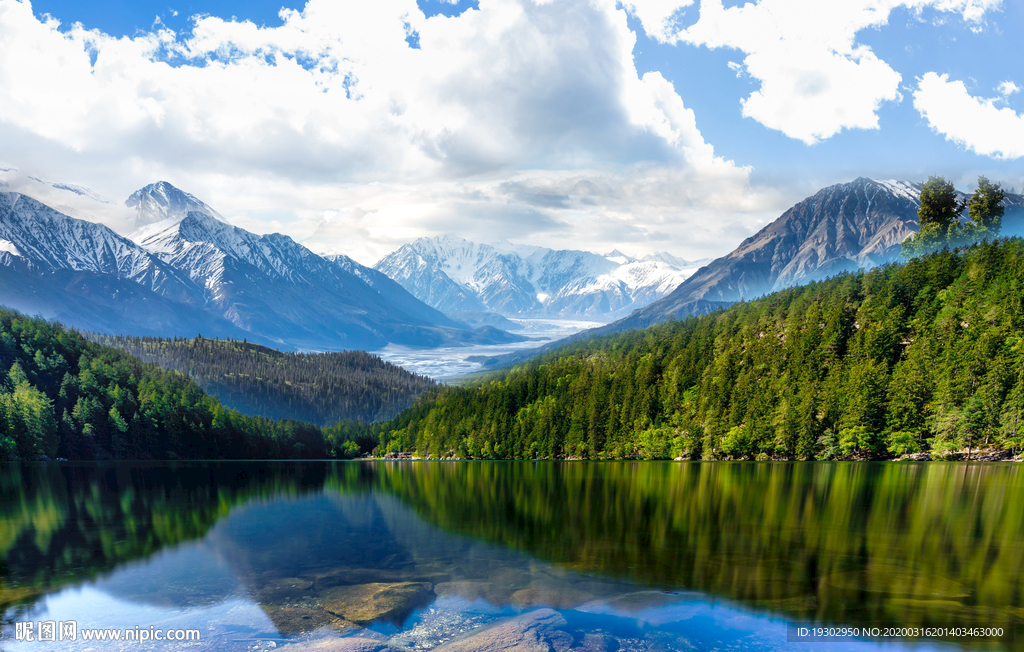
[
  {"x1": 603, "y1": 249, "x2": 635, "y2": 264},
  {"x1": 375, "y1": 235, "x2": 699, "y2": 320},
  {"x1": 867, "y1": 178, "x2": 923, "y2": 203},
  {"x1": 125, "y1": 181, "x2": 222, "y2": 229},
  {"x1": 0, "y1": 191, "x2": 202, "y2": 302}
]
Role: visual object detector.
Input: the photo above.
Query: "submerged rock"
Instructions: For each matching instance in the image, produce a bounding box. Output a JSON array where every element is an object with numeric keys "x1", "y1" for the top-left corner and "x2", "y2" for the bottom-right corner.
[
  {"x1": 308, "y1": 567, "x2": 449, "y2": 589},
  {"x1": 261, "y1": 606, "x2": 357, "y2": 635},
  {"x1": 434, "y1": 580, "x2": 515, "y2": 605},
  {"x1": 434, "y1": 608, "x2": 573, "y2": 652},
  {"x1": 510, "y1": 578, "x2": 594, "y2": 610},
  {"x1": 278, "y1": 638, "x2": 403, "y2": 652},
  {"x1": 320, "y1": 582, "x2": 434, "y2": 624},
  {"x1": 575, "y1": 633, "x2": 620, "y2": 652},
  {"x1": 257, "y1": 577, "x2": 316, "y2": 603}
]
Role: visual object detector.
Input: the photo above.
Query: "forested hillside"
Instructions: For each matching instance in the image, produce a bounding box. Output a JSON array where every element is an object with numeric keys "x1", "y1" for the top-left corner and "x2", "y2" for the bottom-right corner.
[
  {"x1": 0, "y1": 309, "x2": 369, "y2": 461},
  {"x1": 88, "y1": 335, "x2": 435, "y2": 425},
  {"x1": 378, "y1": 239, "x2": 1024, "y2": 460}
]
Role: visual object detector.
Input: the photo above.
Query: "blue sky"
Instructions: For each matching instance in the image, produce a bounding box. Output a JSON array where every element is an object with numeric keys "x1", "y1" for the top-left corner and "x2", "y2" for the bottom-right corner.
[{"x1": 1, "y1": 0, "x2": 1022, "y2": 262}]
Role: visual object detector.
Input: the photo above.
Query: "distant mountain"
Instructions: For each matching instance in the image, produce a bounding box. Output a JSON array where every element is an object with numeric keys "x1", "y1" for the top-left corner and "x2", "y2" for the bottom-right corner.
[
  {"x1": 0, "y1": 191, "x2": 242, "y2": 337},
  {"x1": 125, "y1": 181, "x2": 222, "y2": 229},
  {"x1": 374, "y1": 235, "x2": 706, "y2": 320},
  {"x1": 0, "y1": 184, "x2": 525, "y2": 350},
  {"x1": 0, "y1": 167, "x2": 134, "y2": 232},
  {"x1": 89, "y1": 334, "x2": 437, "y2": 425},
  {"x1": 478, "y1": 177, "x2": 1024, "y2": 368}
]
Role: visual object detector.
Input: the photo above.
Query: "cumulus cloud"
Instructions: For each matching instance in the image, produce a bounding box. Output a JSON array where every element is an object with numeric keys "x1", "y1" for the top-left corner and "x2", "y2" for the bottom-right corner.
[
  {"x1": 623, "y1": 0, "x2": 1003, "y2": 144},
  {"x1": 998, "y1": 81, "x2": 1020, "y2": 97},
  {"x1": 0, "y1": 0, "x2": 778, "y2": 261},
  {"x1": 0, "y1": 0, "x2": 736, "y2": 177},
  {"x1": 913, "y1": 72, "x2": 1024, "y2": 160}
]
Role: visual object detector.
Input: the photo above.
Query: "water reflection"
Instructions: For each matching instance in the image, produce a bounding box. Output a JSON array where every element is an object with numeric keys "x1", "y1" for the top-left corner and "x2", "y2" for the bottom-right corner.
[{"x1": 1, "y1": 461, "x2": 1022, "y2": 651}]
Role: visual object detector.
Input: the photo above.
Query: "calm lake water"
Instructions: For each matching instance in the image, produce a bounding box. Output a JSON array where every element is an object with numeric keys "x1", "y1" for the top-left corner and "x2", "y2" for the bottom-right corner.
[{"x1": 1, "y1": 462, "x2": 1022, "y2": 651}]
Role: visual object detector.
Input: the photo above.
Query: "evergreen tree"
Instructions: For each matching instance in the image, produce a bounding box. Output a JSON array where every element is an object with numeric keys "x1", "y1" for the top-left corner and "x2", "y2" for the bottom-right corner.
[
  {"x1": 902, "y1": 176, "x2": 965, "y2": 258},
  {"x1": 965, "y1": 176, "x2": 1005, "y2": 238}
]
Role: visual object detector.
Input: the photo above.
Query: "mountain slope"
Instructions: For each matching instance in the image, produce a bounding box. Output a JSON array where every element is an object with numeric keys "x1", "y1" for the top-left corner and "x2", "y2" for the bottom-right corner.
[
  {"x1": 626, "y1": 178, "x2": 920, "y2": 327},
  {"x1": 88, "y1": 335, "x2": 437, "y2": 425},
  {"x1": 127, "y1": 206, "x2": 523, "y2": 350},
  {"x1": 374, "y1": 235, "x2": 703, "y2": 320},
  {"x1": 0, "y1": 192, "x2": 251, "y2": 338},
  {"x1": 0, "y1": 192, "x2": 202, "y2": 303},
  {"x1": 0, "y1": 307, "x2": 360, "y2": 462},
  {"x1": 619, "y1": 178, "x2": 1024, "y2": 331}
]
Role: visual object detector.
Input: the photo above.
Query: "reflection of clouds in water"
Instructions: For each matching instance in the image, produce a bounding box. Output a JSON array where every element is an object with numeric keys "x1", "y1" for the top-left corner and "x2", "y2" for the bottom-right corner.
[{"x1": 373, "y1": 319, "x2": 604, "y2": 380}]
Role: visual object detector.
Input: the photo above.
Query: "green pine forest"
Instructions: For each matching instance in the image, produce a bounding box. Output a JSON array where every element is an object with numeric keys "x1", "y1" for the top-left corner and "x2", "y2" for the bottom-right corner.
[
  {"x1": 0, "y1": 310, "x2": 373, "y2": 461},
  {"x1": 86, "y1": 334, "x2": 435, "y2": 425},
  {"x1": 376, "y1": 238, "x2": 1024, "y2": 460}
]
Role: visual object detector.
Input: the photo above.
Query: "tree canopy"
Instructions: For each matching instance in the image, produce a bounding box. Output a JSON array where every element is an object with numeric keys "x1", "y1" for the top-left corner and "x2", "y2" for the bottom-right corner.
[
  {"x1": 903, "y1": 175, "x2": 1005, "y2": 257},
  {"x1": 88, "y1": 334, "x2": 435, "y2": 425},
  {"x1": 0, "y1": 310, "x2": 371, "y2": 461}
]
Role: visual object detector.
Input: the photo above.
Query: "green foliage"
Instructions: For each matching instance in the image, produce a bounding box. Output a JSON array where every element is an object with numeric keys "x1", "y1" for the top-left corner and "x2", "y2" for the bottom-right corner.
[
  {"x1": 967, "y1": 176, "x2": 1006, "y2": 236},
  {"x1": 903, "y1": 175, "x2": 1006, "y2": 258},
  {"x1": 88, "y1": 334, "x2": 435, "y2": 425},
  {"x1": 918, "y1": 175, "x2": 965, "y2": 230},
  {"x1": 0, "y1": 309, "x2": 368, "y2": 460},
  {"x1": 375, "y1": 238, "x2": 1024, "y2": 460}
]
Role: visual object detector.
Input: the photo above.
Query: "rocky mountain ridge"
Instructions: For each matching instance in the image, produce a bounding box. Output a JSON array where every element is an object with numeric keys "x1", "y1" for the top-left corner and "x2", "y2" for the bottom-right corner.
[{"x1": 374, "y1": 234, "x2": 708, "y2": 320}]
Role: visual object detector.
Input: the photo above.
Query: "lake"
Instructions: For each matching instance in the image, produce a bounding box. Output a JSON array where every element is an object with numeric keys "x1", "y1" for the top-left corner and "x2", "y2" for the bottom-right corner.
[
  {"x1": 1, "y1": 461, "x2": 1022, "y2": 651},
  {"x1": 372, "y1": 318, "x2": 604, "y2": 379}
]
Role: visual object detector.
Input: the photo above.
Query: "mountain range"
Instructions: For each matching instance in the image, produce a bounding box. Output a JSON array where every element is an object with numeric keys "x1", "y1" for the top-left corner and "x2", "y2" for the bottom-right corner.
[
  {"x1": 614, "y1": 177, "x2": 1024, "y2": 331},
  {"x1": 0, "y1": 182, "x2": 526, "y2": 350},
  {"x1": 478, "y1": 177, "x2": 1024, "y2": 366},
  {"x1": 373, "y1": 235, "x2": 709, "y2": 320},
  {"x1": 5, "y1": 174, "x2": 1023, "y2": 364}
]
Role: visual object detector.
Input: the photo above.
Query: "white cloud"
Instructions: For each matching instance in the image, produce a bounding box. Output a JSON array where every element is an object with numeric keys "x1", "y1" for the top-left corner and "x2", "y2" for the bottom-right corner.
[
  {"x1": 0, "y1": 0, "x2": 731, "y2": 177},
  {"x1": 913, "y1": 72, "x2": 1024, "y2": 160},
  {"x1": 623, "y1": 0, "x2": 1003, "y2": 144},
  {"x1": 0, "y1": 0, "x2": 778, "y2": 262},
  {"x1": 998, "y1": 80, "x2": 1020, "y2": 97}
]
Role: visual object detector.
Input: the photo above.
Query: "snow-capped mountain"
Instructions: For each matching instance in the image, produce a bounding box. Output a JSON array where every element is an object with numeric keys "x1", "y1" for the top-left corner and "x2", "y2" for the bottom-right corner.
[
  {"x1": 374, "y1": 235, "x2": 706, "y2": 320},
  {"x1": 584, "y1": 177, "x2": 1024, "y2": 335},
  {"x1": 126, "y1": 181, "x2": 222, "y2": 229},
  {"x1": 0, "y1": 167, "x2": 134, "y2": 232},
  {"x1": 123, "y1": 190, "x2": 529, "y2": 350},
  {"x1": 0, "y1": 192, "x2": 201, "y2": 303},
  {"x1": 0, "y1": 183, "x2": 525, "y2": 350},
  {"x1": 0, "y1": 191, "x2": 245, "y2": 336}
]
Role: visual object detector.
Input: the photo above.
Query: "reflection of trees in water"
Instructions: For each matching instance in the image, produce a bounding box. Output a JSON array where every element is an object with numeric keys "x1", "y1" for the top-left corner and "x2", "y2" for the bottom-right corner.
[
  {"x1": 0, "y1": 462, "x2": 337, "y2": 614},
  {"x1": 372, "y1": 461, "x2": 1024, "y2": 635},
  {"x1": 4, "y1": 461, "x2": 1024, "y2": 643}
]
